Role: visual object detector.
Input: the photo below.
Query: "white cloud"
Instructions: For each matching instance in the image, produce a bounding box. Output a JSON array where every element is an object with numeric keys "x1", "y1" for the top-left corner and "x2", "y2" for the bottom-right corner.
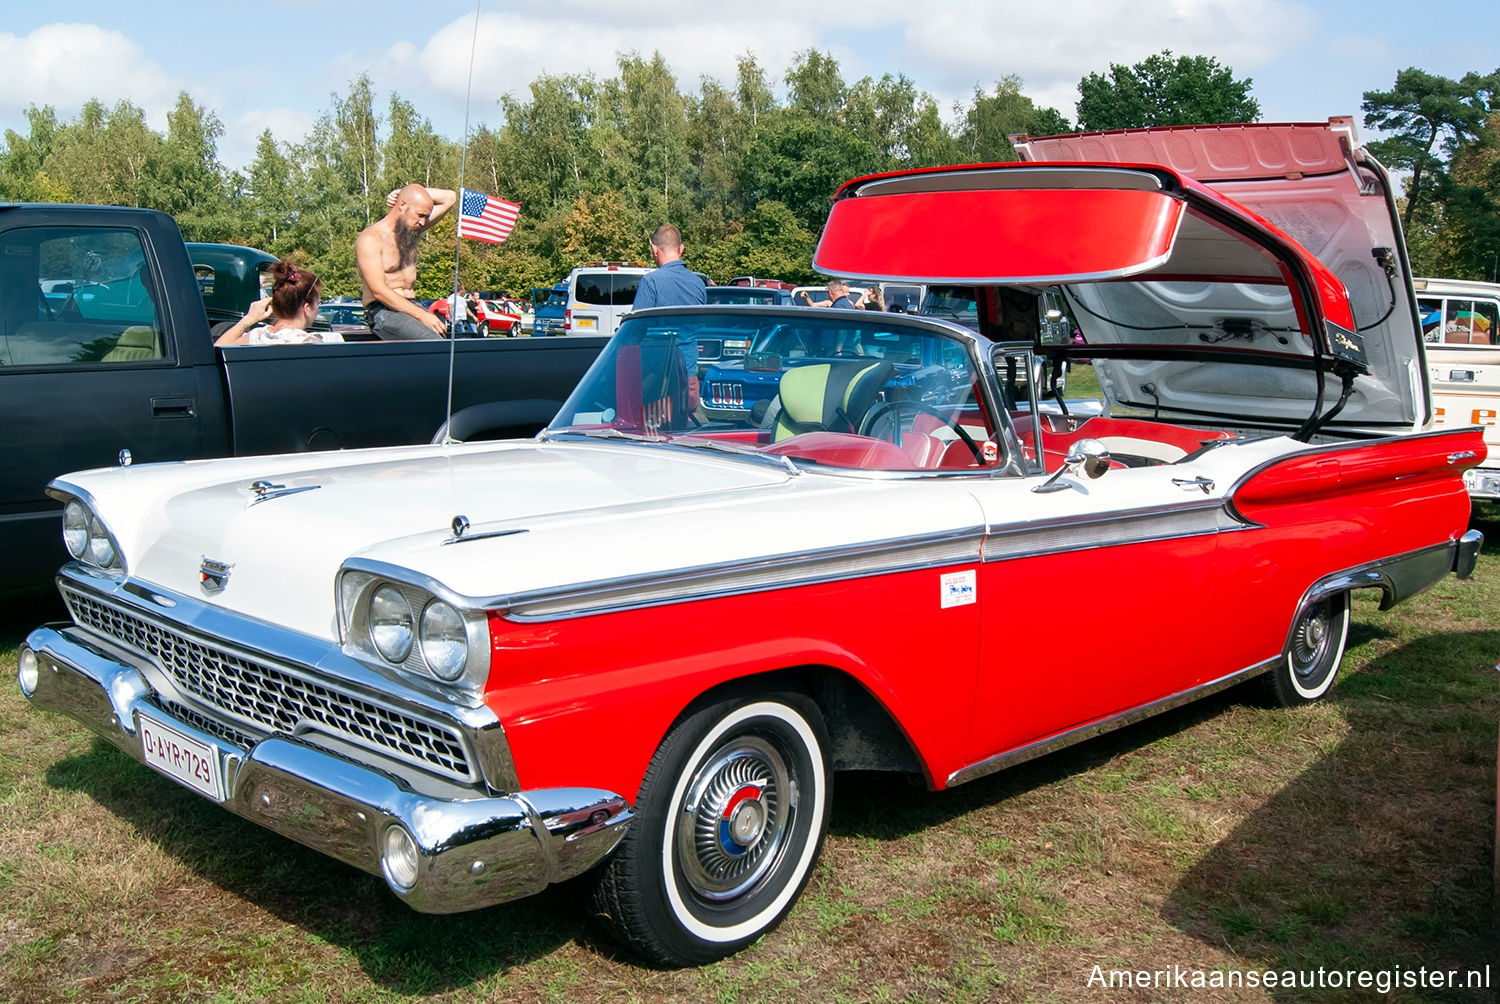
[
  {"x1": 896, "y1": 0, "x2": 1317, "y2": 116},
  {"x1": 400, "y1": 11, "x2": 807, "y2": 108},
  {"x1": 0, "y1": 23, "x2": 180, "y2": 127},
  {"x1": 221, "y1": 108, "x2": 316, "y2": 173}
]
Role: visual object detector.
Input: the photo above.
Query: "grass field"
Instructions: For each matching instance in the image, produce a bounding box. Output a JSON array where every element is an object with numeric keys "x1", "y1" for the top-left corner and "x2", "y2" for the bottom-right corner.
[{"x1": 0, "y1": 415, "x2": 1494, "y2": 1001}]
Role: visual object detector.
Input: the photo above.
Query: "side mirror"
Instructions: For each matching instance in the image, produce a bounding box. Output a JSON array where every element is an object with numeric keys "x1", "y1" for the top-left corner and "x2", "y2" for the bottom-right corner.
[{"x1": 1032, "y1": 438, "x2": 1111, "y2": 493}]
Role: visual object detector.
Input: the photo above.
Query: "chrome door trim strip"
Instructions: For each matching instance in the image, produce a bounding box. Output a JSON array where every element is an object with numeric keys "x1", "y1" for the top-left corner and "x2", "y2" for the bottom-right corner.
[
  {"x1": 981, "y1": 501, "x2": 1246, "y2": 563},
  {"x1": 947, "y1": 659, "x2": 1276, "y2": 788},
  {"x1": 343, "y1": 527, "x2": 989, "y2": 624}
]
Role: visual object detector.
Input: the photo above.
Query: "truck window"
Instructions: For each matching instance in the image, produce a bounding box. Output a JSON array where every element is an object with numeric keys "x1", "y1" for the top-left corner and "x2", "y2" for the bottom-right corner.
[
  {"x1": 0, "y1": 227, "x2": 164, "y2": 367},
  {"x1": 1420, "y1": 295, "x2": 1499, "y2": 346}
]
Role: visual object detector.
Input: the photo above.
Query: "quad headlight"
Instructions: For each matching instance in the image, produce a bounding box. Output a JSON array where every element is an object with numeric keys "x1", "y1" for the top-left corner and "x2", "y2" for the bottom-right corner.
[
  {"x1": 339, "y1": 570, "x2": 487, "y2": 688},
  {"x1": 63, "y1": 501, "x2": 90, "y2": 558},
  {"x1": 419, "y1": 601, "x2": 468, "y2": 681},
  {"x1": 58, "y1": 497, "x2": 122, "y2": 572},
  {"x1": 368, "y1": 585, "x2": 415, "y2": 664}
]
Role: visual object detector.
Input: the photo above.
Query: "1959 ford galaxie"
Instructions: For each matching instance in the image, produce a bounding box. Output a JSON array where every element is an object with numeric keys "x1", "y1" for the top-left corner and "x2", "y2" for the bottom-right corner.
[{"x1": 18, "y1": 119, "x2": 1485, "y2": 965}]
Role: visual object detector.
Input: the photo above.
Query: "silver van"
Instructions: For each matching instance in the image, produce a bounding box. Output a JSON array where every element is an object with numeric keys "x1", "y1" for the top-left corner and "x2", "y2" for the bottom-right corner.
[{"x1": 565, "y1": 263, "x2": 650, "y2": 337}]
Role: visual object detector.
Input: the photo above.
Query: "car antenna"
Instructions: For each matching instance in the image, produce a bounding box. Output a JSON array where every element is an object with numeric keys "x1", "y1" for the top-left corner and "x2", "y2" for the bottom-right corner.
[{"x1": 442, "y1": 0, "x2": 484, "y2": 444}]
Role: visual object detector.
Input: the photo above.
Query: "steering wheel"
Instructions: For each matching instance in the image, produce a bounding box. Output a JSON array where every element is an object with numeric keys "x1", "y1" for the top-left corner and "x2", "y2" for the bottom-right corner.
[{"x1": 859, "y1": 400, "x2": 982, "y2": 462}]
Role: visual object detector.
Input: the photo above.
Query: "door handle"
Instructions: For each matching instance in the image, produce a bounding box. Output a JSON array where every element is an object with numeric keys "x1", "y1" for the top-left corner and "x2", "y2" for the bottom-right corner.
[
  {"x1": 151, "y1": 396, "x2": 196, "y2": 418},
  {"x1": 1448, "y1": 370, "x2": 1476, "y2": 382},
  {"x1": 1171, "y1": 476, "x2": 1215, "y2": 493}
]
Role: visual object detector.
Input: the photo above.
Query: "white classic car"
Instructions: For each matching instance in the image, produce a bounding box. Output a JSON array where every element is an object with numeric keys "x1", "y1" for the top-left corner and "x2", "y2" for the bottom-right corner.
[{"x1": 18, "y1": 119, "x2": 1485, "y2": 966}]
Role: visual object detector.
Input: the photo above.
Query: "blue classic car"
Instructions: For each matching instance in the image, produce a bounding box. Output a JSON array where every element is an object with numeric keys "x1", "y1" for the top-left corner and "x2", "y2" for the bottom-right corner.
[{"x1": 699, "y1": 309, "x2": 974, "y2": 424}]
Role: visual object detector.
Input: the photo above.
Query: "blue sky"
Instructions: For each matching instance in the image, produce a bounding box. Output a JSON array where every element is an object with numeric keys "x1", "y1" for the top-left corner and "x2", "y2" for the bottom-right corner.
[{"x1": 2, "y1": 0, "x2": 1494, "y2": 172}]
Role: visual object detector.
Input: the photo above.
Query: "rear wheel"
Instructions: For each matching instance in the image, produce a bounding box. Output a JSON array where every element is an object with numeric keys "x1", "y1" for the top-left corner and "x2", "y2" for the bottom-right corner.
[
  {"x1": 1264, "y1": 592, "x2": 1350, "y2": 705},
  {"x1": 591, "y1": 693, "x2": 831, "y2": 965}
]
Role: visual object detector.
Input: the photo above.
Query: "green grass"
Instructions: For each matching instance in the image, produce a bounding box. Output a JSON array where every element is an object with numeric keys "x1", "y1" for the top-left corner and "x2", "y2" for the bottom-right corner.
[{"x1": 0, "y1": 507, "x2": 1495, "y2": 1001}]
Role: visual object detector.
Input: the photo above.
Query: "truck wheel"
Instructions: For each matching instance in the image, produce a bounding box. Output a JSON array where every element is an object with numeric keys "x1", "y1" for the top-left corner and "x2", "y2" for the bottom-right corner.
[
  {"x1": 591, "y1": 693, "x2": 831, "y2": 966},
  {"x1": 1263, "y1": 592, "x2": 1350, "y2": 706}
]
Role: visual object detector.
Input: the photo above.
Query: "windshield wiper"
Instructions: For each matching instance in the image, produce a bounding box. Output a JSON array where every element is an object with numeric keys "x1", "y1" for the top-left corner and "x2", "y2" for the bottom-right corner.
[
  {"x1": 542, "y1": 428, "x2": 667, "y2": 443},
  {"x1": 541, "y1": 428, "x2": 799, "y2": 474},
  {"x1": 668, "y1": 437, "x2": 801, "y2": 474}
]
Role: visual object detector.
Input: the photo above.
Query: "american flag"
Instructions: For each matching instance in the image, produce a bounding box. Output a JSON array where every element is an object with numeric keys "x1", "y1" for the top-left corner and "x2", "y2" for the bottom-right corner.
[{"x1": 458, "y1": 188, "x2": 520, "y2": 244}]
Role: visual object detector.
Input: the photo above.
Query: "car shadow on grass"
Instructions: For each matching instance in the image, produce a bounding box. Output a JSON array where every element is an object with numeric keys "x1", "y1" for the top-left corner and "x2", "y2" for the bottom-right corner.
[
  {"x1": 43, "y1": 742, "x2": 625, "y2": 993},
  {"x1": 1161, "y1": 627, "x2": 1498, "y2": 1002}
]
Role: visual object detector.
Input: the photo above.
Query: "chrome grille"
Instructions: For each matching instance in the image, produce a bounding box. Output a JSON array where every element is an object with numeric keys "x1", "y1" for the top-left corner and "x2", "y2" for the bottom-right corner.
[{"x1": 63, "y1": 587, "x2": 473, "y2": 782}]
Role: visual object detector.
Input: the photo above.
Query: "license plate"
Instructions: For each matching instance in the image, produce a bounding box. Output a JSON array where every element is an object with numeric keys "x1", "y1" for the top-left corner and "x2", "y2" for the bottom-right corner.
[
  {"x1": 139, "y1": 713, "x2": 224, "y2": 801},
  {"x1": 577, "y1": 318, "x2": 595, "y2": 328}
]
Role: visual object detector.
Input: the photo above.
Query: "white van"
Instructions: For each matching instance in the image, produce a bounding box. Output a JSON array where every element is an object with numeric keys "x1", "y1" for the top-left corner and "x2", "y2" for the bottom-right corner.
[
  {"x1": 564, "y1": 262, "x2": 651, "y2": 336},
  {"x1": 1417, "y1": 276, "x2": 1500, "y2": 499}
]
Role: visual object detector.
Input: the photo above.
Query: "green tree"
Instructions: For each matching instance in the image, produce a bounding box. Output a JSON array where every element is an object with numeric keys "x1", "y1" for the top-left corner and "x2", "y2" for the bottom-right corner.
[
  {"x1": 381, "y1": 93, "x2": 455, "y2": 193},
  {"x1": 237, "y1": 130, "x2": 296, "y2": 250},
  {"x1": 0, "y1": 106, "x2": 69, "y2": 202},
  {"x1": 139, "y1": 93, "x2": 232, "y2": 241},
  {"x1": 735, "y1": 53, "x2": 778, "y2": 140},
  {"x1": 785, "y1": 49, "x2": 846, "y2": 125},
  {"x1": 1362, "y1": 67, "x2": 1498, "y2": 232},
  {"x1": 43, "y1": 100, "x2": 160, "y2": 206},
  {"x1": 958, "y1": 76, "x2": 1070, "y2": 163},
  {"x1": 617, "y1": 52, "x2": 691, "y2": 214},
  {"x1": 741, "y1": 114, "x2": 882, "y2": 232},
  {"x1": 1075, "y1": 50, "x2": 1259, "y2": 131}
]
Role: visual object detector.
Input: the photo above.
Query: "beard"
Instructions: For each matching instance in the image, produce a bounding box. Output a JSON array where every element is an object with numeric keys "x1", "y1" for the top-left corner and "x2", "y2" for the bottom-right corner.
[{"x1": 394, "y1": 220, "x2": 423, "y2": 264}]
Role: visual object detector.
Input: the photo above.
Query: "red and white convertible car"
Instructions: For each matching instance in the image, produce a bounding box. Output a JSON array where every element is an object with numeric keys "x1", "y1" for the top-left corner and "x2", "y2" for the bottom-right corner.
[{"x1": 19, "y1": 119, "x2": 1484, "y2": 965}]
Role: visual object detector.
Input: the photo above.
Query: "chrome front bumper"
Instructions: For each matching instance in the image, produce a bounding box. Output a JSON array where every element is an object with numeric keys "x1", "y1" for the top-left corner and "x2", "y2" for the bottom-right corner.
[{"x1": 20, "y1": 624, "x2": 633, "y2": 913}]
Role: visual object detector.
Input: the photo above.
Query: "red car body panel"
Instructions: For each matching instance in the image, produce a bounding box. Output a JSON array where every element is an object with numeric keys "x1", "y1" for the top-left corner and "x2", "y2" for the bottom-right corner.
[{"x1": 484, "y1": 428, "x2": 1482, "y2": 801}]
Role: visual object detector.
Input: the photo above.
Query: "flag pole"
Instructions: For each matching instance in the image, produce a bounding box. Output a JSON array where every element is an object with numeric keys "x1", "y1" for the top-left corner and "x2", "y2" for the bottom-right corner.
[{"x1": 444, "y1": 0, "x2": 483, "y2": 443}]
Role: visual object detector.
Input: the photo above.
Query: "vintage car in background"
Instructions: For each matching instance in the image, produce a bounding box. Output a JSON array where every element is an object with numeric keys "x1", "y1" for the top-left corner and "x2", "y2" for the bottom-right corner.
[
  {"x1": 17, "y1": 119, "x2": 1485, "y2": 966},
  {"x1": 700, "y1": 317, "x2": 971, "y2": 422},
  {"x1": 474, "y1": 298, "x2": 523, "y2": 337},
  {"x1": 1410, "y1": 277, "x2": 1500, "y2": 500}
]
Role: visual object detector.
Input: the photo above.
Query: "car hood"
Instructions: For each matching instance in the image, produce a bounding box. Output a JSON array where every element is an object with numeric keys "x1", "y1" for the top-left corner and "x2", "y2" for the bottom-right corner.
[
  {"x1": 54, "y1": 440, "x2": 984, "y2": 639},
  {"x1": 818, "y1": 117, "x2": 1426, "y2": 434}
]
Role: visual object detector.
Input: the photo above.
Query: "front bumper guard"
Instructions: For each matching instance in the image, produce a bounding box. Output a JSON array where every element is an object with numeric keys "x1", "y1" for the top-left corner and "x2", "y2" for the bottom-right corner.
[{"x1": 20, "y1": 624, "x2": 633, "y2": 914}]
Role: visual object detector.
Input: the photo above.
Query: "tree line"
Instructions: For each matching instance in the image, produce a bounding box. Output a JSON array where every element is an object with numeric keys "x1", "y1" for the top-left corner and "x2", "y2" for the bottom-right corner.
[{"x1": 2, "y1": 48, "x2": 1495, "y2": 296}]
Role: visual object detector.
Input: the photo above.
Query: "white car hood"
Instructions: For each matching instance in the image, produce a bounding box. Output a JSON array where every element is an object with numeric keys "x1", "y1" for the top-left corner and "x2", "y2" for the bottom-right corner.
[{"x1": 57, "y1": 440, "x2": 985, "y2": 639}]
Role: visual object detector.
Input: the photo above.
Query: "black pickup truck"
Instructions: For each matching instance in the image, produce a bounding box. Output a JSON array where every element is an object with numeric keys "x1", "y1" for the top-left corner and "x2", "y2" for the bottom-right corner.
[{"x1": 0, "y1": 204, "x2": 607, "y2": 592}]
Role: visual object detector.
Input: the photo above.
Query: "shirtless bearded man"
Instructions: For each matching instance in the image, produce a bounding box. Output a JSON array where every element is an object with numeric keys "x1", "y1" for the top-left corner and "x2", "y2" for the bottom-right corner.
[{"x1": 357, "y1": 184, "x2": 456, "y2": 340}]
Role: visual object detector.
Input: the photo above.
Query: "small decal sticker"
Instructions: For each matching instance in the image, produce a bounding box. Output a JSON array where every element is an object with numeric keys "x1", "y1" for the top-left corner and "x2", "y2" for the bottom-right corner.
[
  {"x1": 940, "y1": 570, "x2": 977, "y2": 609},
  {"x1": 981, "y1": 440, "x2": 998, "y2": 464}
]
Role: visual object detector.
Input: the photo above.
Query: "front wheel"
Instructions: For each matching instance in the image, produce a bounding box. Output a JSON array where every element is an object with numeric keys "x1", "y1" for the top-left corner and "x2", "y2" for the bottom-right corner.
[
  {"x1": 477, "y1": 321, "x2": 489, "y2": 337},
  {"x1": 591, "y1": 693, "x2": 832, "y2": 965},
  {"x1": 1263, "y1": 592, "x2": 1350, "y2": 706}
]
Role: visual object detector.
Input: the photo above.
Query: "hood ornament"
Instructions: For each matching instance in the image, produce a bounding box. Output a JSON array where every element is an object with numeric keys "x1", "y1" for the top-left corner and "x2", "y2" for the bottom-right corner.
[
  {"x1": 200, "y1": 557, "x2": 232, "y2": 594},
  {"x1": 247, "y1": 479, "x2": 321, "y2": 507}
]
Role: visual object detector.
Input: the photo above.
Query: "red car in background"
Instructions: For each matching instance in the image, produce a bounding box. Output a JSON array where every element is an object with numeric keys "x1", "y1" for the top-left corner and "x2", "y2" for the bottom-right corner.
[{"x1": 475, "y1": 298, "x2": 523, "y2": 337}]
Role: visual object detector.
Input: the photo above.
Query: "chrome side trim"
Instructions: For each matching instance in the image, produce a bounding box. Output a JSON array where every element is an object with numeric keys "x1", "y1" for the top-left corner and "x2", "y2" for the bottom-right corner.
[
  {"x1": 1295, "y1": 535, "x2": 1480, "y2": 612},
  {"x1": 21, "y1": 625, "x2": 630, "y2": 914},
  {"x1": 982, "y1": 501, "x2": 1244, "y2": 563},
  {"x1": 345, "y1": 526, "x2": 988, "y2": 623},
  {"x1": 947, "y1": 659, "x2": 1276, "y2": 788}
]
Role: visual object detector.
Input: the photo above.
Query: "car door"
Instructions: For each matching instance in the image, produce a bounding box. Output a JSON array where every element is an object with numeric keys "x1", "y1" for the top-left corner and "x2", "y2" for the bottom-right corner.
[
  {"x1": 0, "y1": 222, "x2": 206, "y2": 588},
  {"x1": 963, "y1": 348, "x2": 1226, "y2": 763}
]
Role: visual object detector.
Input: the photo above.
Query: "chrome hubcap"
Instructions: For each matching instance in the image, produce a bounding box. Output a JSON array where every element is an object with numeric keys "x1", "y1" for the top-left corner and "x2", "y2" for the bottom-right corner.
[
  {"x1": 677, "y1": 737, "x2": 793, "y2": 902},
  {"x1": 1291, "y1": 601, "x2": 1334, "y2": 679}
]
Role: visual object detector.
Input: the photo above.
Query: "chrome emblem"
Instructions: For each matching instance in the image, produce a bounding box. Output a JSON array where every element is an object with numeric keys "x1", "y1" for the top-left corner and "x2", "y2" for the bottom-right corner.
[{"x1": 200, "y1": 557, "x2": 232, "y2": 594}]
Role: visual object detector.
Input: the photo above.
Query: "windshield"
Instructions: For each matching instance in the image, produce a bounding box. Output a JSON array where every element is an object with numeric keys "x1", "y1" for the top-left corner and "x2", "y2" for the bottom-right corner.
[{"x1": 548, "y1": 311, "x2": 1001, "y2": 473}]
